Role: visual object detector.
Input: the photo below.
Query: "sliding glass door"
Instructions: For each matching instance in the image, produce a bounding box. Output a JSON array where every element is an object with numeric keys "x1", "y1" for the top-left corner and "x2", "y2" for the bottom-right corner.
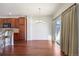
[{"x1": 55, "y1": 16, "x2": 61, "y2": 45}]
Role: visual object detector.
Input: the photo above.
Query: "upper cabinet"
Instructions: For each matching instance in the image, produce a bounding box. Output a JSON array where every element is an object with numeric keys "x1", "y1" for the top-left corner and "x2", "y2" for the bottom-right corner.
[
  {"x1": 19, "y1": 17, "x2": 25, "y2": 25},
  {"x1": 15, "y1": 18, "x2": 19, "y2": 28},
  {"x1": 0, "y1": 18, "x2": 3, "y2": 27},
  {"x1": 10, "y1": 18, "x2": 16, "y2": 28}
]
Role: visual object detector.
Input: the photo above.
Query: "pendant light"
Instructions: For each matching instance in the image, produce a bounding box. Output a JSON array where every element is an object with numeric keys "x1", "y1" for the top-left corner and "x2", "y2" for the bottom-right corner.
[
  {"x1": 35, "y1": 8, "x2": 46, "y2": 23},
  {"x1": 35, "y1": 8, "x2": 42, "y2": 23}
]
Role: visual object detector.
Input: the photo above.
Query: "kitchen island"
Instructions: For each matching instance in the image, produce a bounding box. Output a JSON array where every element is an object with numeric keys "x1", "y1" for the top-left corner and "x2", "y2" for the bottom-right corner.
[{"x1": 0, "y1": 28, "x2": 19, "y2": 48}]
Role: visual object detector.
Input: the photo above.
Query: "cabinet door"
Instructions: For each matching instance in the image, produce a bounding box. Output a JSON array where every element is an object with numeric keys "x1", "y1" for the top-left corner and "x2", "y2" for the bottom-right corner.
[
  {"x1": 19, "y1": 25, "x2": 25, "y2": 40},
  {"x1": 6, "y1": 18, "x2": 11, "y2": 23},
  {"x1": 18, "y1": 17, "x2": 25, "y2": 40},
  {"x1": 14, "y1": 17, "x2": 26, "y2": 41},
  {"x1": 0, "y1": 19, "x2": 3, "y2": 27},
  {"x1": 10, "y1": 18, "x2": 16, "y2": 28},
  {"x1": 14, "y1": 33, "x2": 20, "y2": 41},
  {"x1": 15, "y1": 19, "x2": 19, "y2": 28},
  {"x1": 19, "y1": 17, "x2": 25, "y2": 25},
  {"x1": 14, "y1": 18, "x2": 20, "y2": 41},
  {"x1": 3, "y1": 18, "x2": 7, "y2": 23}
]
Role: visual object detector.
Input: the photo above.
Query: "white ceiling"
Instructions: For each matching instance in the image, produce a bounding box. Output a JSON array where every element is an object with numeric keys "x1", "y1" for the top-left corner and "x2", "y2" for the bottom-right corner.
[{"x1": 0, "y1": 3, "x2": 71, "y2": 17}]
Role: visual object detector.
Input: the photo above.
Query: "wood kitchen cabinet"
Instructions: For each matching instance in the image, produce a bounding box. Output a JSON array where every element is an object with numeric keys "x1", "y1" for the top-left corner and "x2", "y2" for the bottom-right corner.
[
  {"x1": 0, "y1": 17, "x2": 26, "y2": 41},
  {"x1": 0, "y1": 18, "x2": 3, "y2": 27},
  {"x1": 19, "y1": 25, "x2": 25, "y2": 40},
  {"x1": 15, "y1": 19, "x2": 19, "y2": 28},
  {"x1": 3, "y1": 18, "x2": 7, "y2": 23},
  {"x1": 18, "y1": 17, "x2": 26, "y2": 40},
  {"x1": 14, "y1": 17, "x2": 26, "y2": 41},
  {"x1": 0, "y1": 18, "x2": 16, "y2": 28},
  {"x1": 19, "y1": 17, "x2": 25, "y2": 25},
  {"x1": 10, "y1": 18, "x2": 16, "y2": 28}
]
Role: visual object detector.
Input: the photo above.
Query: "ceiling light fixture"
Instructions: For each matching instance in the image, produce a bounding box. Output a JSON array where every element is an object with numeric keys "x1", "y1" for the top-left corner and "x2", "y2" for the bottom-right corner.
[
  {"x1": 35, "y1": 8, "x2": 46, "y2": 23},
  {"x1": 35, "y1": 8, "x2": 42, "y2": 23},
  {"x1": 38, "y1": 8, "x2": 40, "y2": 18}
]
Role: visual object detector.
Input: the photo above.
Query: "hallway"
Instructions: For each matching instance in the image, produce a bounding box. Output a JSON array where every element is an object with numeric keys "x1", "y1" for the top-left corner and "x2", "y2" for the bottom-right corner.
[{"x1": 0, "y1": 40, "x2": 64, "y2": 56}]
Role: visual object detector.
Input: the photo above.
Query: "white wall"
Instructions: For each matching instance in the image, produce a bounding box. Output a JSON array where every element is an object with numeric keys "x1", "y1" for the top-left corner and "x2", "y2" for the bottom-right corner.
[
  {"x1": 27, "y1": 16, "x2": 52, "y2": 40},
  {"x1": 27, "y1": 16, "x2": 32, "y2": 40},
  {"x1": 51, "y1": 20, "x2": 56, "y2": 40}
]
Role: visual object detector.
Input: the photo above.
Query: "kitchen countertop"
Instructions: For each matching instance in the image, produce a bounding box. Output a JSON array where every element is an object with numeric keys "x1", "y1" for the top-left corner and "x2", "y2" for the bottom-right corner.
[{"x1": 0, "y1": 28, "x2": 19, "y2": 33}]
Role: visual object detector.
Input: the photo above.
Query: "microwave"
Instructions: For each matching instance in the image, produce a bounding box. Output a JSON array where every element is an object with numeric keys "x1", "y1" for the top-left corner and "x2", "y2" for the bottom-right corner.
[{"x1": 3, "y1": 23, "x2": 11, "y2": 28}]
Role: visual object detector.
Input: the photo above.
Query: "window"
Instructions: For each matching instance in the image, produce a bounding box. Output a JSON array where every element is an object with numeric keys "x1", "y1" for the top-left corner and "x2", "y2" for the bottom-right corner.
[{"x1": 55, "y1": 16, "x2": 61, "y2": 45}]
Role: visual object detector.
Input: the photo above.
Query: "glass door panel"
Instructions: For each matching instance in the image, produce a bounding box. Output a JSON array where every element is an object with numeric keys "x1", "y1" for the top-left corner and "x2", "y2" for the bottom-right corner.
[{"x1": 55, "y1": 16, "x2": 61, "y2": 45}]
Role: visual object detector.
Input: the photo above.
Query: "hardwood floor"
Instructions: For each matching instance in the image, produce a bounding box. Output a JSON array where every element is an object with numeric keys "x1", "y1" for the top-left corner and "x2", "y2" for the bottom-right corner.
[{"x1": 0, "y1": 40, "x2": 64, "y2": 56}]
